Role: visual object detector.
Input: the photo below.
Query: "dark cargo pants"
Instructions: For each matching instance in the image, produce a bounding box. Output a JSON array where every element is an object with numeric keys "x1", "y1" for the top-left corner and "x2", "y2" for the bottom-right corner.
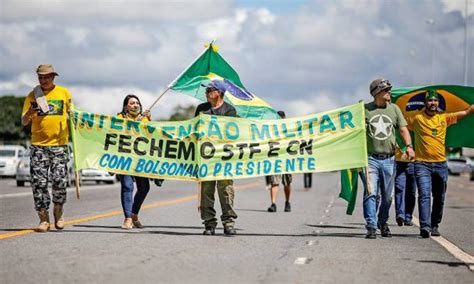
[{"x1": 200, "y1": 180, "x2": 237, "y2": 228}]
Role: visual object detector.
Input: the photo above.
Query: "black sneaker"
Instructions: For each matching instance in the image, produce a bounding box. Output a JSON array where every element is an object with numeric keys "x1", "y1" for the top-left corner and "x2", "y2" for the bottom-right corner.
[
  {"x1": 284, "y1": 201, "x2": 291, "y2": 212},
  {"x1": 223, "y1": 225, "x2": 236, "y2": 236},
  {"x1": 365, "y1": 227, "x2": 376, "y2": 239},
  {"x1": 396, "y1": 216, "x2": 404, "y2": 226},
  {"x1": 404, "y1": 220, "x2": 413, "y2": 226},
  {"x1": 203, "y1": 226, "x2": 215, "y2": 235},
  {"x1": 267, "y1": 203, "x2": 276, "y2": 212},
  {"x1": 431, "y1": 226, "x2": 440, "y2": 236},
  {"x1": 420, "y1": 229, "x2": 430, "y2": 238},
  {"x1": 380, "y1": 223, "x2": 392, "y2": 238}
]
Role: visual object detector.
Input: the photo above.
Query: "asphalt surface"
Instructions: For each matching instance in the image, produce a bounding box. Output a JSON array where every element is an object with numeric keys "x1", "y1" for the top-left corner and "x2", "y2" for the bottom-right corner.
[{"x1": 0, "y1": 173, "x2": 473, "y2": 283}]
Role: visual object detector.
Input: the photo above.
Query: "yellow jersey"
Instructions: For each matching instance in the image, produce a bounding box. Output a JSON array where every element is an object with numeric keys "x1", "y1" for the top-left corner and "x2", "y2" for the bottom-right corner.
[
  {"x1": 22, "y1": 85, "x2": 72, "y2": 146},
  {"x1": 117, "y1": 112, "x2": 150, "y2": 122},
  {"x1": 406, "y1": 111, "x2": 457, "y2": 162}
]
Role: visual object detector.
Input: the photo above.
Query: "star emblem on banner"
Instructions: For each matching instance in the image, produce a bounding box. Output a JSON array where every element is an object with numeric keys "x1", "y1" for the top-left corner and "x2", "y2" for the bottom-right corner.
[{"x1": 369, "y1": 114, "x2": 393, "y2": 140}]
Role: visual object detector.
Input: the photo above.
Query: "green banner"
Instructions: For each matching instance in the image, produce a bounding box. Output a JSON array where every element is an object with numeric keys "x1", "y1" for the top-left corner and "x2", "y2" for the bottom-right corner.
[{"x1": 70, "y1": 102, "x2": 368, "y2": 181}]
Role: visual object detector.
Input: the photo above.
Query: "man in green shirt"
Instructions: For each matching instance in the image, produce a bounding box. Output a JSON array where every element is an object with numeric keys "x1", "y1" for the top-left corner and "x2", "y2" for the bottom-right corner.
[{"x1": 363, "y1": 78, "x2": 414, "y2": 239}]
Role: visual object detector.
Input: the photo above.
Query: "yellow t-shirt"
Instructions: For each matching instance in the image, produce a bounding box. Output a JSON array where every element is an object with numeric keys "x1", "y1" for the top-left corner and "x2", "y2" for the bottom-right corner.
[
  {"x1": 406, "y1": 111, "x2": 457, "y2": 162},
  {"x1": 117, "y1": 113, "x2": 150, "y2": 122},
  {"x1": 22, "y1": 85, "x2": 72, "y2": 146}
]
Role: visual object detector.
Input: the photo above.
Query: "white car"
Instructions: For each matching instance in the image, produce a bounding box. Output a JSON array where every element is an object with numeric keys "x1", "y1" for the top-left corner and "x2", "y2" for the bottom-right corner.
[
  {"x1": 79, "y1": 168, "x2": 118, "y2": 184},
  {"x1": 15, "y1": 148, "x2": 76, "y2": 187},
  {"x1": 447, "y1": 157, "x2": 473, "y2": 175},
  {"x1": 0, "y1": 145, "x2": 26, "y2": 177}
]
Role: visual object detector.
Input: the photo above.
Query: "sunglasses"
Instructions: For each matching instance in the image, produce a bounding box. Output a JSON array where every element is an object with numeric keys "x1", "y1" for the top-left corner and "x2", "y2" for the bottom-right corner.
[{"x1": 371, "y1": 79, "x2": 392, "y2": 93}]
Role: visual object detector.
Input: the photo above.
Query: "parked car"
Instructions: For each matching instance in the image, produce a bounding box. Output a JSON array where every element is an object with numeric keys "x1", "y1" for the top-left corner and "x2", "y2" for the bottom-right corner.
[
  {"x1": 447, "y1": 157, "x2": 473, "y2": 176},
  {"x1": 15, "y1": 147, "x2": 76, "y2": 187},
  {"x1": 79, "y1": 168, "x2": 118, "y2": 184},
  {"x1": 0, "y1": 145, "x2": 26, "y2": 178}
]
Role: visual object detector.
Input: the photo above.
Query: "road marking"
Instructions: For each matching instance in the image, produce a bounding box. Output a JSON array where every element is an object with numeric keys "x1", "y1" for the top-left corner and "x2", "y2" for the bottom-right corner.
[
  {"x1": 0, "y1": 182, "x2": 259, "y2": 241},
  {"x1": 306, "y1": 240, "x2": 317, "y2": 246},
  {"x1": 0, "y1": 186, "x2": 114, "y2": 199},
  {"x1": 294, "y1": 257, "x2": 312, "y2": 265},
  {"x1": 412, "y1": 216, "x2": 474, "y2": 271}
]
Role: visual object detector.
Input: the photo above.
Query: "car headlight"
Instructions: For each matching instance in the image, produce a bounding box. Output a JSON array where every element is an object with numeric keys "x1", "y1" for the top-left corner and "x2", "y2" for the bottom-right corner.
[{"x1": 17, "y1": 161, "x2": 29, "y2": 169}]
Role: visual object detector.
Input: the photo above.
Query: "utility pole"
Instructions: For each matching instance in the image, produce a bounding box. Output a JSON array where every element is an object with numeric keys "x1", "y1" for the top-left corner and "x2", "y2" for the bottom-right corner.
[{"x1": 463, "y1": 0, "x2": 470, "y2": 86}]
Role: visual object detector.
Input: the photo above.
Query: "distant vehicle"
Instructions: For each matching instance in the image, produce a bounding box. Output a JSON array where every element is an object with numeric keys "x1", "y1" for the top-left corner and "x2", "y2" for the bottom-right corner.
[
  {"x1": 79, "y1": 168, "x2": 118, "y2": 184},
  {"x1": 447, "y1": 157, "x2": 473, "y2": 176},
  {"x1": 470, "y1": 165, "x2": 474, "y2": 181},
  {"x1": 0, "y1": 145, "x2": 26, "y2": 178},
  {"x1": 16, "y1": 146, "x2": 75, "y2": 187}
]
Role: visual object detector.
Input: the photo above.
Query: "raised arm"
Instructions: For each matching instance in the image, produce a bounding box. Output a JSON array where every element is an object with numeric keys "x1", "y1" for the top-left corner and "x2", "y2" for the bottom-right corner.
[{"x1": 455, "y1": 104, "x2": 474, "y2": 121}]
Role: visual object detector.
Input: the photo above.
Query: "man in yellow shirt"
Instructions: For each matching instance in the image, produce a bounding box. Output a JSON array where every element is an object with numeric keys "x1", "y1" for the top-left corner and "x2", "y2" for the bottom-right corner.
[
  {"x1": 21, "y1": 64, "x2": 72, "y2": 233},
  {"x1": 407, "y1": 90, "x2": 474, "y2": 238}
]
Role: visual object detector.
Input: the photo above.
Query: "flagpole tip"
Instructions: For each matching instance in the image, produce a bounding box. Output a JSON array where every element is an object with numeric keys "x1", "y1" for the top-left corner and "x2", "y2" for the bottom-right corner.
[{"x1": 204, "y1": 42, "x2": 219, "y2": 52}]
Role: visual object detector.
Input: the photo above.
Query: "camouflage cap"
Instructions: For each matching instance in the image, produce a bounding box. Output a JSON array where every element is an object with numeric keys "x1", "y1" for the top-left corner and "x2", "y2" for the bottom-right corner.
[{"x1": 425, "y1": 90, "x2": 439, "y2": 101}]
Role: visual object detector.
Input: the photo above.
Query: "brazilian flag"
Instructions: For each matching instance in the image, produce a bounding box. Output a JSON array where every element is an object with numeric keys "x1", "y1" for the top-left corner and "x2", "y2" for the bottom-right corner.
[
  {"x1": 340, "y1": 168, "x2": 359, "y2": 215},
  {"x1": 391, "y1": 85, "x2": 474, "y2": 148},
  {"x1": 169, "y1": 42, "x2": 279, "y2": 120}
]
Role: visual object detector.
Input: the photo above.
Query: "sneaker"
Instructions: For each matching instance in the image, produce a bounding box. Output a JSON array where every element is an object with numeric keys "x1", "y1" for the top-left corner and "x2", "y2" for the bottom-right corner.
[
  {"x1": 267, "y1": 203, "x2": 277, "y2": 212},
  {"x1": 365, "y1": 227, "x2": 376, "y2": 239},
  {"x1": 203, "y1": 226, "x2": 215, "y2": 235},
  {"x1": 223, "y1": 225, "x2": 236, "y2": 236},
  {"x1": 284, "y1": 201, "x2": 291, "y2": 212},
  {"x1": 420, "y1": 229, "x2": 430, "y2": 238},
  {"x1": 131, "y1": 214, "x2": 144, "y2": 229},
  {"x1": 431, "y1": 226, "x2": 440, "y2": 236},
  {"x1": 380, "y1": 223, "x2": 392, "y2": 238},
  {"x1": 121, "y1": 218, "x2": 133, "y2": 230},
  {"x1": 396, "y1": 216, "x2": 404, "y2": 227},
  {"x1": 404, "y1": 220, "x2": 413, "y2": 226}
]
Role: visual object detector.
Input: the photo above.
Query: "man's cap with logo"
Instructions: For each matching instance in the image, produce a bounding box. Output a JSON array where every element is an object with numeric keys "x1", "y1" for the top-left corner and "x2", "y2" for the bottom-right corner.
[
  {"x1": 369, "y1": 78, "x2": 392, "y2": 96},
  {"x1": 425, "y1": 90, "x2": 439, "y2": 101},
  {"x1": 202, "y1": 81, "x2": 226, "y2": 94},
  {"x1": 36, "y1": 64, "x2": 59, "y2": 76}
]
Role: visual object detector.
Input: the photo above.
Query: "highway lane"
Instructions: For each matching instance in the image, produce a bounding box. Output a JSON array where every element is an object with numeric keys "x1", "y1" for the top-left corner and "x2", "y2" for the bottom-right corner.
[{"x1": 0, "y1": 173, "x2": 472, "y2": 283}]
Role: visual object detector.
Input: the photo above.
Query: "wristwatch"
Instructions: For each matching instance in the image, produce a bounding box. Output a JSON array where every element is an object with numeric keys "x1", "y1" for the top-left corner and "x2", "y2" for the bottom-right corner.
[{"x1": 406, "y1": 144, "x2": 413, "y2": 148}]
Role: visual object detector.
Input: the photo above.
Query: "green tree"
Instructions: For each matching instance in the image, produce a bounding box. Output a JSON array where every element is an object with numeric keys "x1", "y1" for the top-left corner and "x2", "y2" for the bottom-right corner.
[
  {"x1": 168, "y1": 104, "x2": 195, "y2": 121},
  {"x1": 0, "y1": 95, "x2": 30, "y2": 142}
]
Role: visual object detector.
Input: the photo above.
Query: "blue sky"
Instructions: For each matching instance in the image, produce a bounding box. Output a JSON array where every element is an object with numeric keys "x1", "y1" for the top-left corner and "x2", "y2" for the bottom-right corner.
[{"x1": 0, "y1": 0, "x2": 472, "y2": 119}]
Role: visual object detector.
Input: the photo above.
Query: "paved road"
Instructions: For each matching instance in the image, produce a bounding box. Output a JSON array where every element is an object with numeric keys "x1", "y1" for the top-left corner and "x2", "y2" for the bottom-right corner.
[{"x1": 0, "y1": 173, "x2": 473, "y2": 283}]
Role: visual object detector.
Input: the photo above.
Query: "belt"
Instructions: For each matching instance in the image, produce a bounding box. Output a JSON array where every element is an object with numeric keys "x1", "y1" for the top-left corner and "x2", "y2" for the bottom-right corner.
[{"x1": 369, "y1": 153, "x2": 394, "y2": 159}]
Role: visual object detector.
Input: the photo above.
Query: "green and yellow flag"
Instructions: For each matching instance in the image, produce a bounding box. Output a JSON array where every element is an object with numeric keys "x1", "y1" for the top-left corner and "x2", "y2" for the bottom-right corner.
[
  {"x1": 339, "y1": 168, "x2": 359, "y2": 215},
  {"x1": 391, "y1": 85, "x2": 474, "y2": 147},
  {"x1": 169, "y1": 42, "x2": 279, "y2": 120}
]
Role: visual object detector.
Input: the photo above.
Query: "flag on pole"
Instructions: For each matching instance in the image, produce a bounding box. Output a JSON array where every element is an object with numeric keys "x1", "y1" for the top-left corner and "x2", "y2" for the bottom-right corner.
[
  {"x1": 339, "y1": 168, "x2": 359, "y2": 215},
  {"x1": 391, "y1": 85, "x2": 474, "y2": 147},
  {"x1": 169, "y1": 42, "x2": 279, "y2": 120}
]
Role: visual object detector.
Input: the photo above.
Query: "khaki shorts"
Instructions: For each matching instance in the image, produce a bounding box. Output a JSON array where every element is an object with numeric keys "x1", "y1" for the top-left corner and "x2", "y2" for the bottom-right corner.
[{"x1": 269, "y1": 174, "x2": 292, "y2": 186}]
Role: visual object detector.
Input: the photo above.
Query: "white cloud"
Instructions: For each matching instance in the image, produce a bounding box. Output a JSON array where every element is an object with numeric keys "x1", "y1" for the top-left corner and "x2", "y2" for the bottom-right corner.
[
  {"x1": 64, "y1": 27, "x2": 89, "y2": 47},
  {"x1": 441, "y1": 0, "x2": 473, "y2": 17},
  {"x1": 1, "y1": 0, "x2": 472, "y2": 121},
  {"x1": 256, "y1": 8, "x2": 276, "y2": 25},
  {"x1": 373, "y1": 25, "x2": 393, "y2": 38}
]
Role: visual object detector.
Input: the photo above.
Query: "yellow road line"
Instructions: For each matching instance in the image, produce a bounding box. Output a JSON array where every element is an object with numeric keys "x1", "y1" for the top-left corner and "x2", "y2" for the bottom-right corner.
[
  {"x1": 412, "y1": 216, "x2": 474, "y2": 271},
  {"x1": 0, "y1": 181, "x2": 260, "y2": 241}
]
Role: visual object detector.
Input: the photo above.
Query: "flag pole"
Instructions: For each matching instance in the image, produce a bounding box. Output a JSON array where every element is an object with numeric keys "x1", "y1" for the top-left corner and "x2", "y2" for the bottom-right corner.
[
  {"x1": 147, "y1": 42, "x2": 213, "y2": 111},
  {"x1": 68, "y1": 107, "x2": 81, "y2": 199},
  {"x1": 147, "y1": 86, "x2": 171, "y2": 111},
  {"x1": 364, "y1": 167, "x2": 371, "y2": 196},
  {"x1": 197, "y1": 181, "x2": 202, "y2": 212}
]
